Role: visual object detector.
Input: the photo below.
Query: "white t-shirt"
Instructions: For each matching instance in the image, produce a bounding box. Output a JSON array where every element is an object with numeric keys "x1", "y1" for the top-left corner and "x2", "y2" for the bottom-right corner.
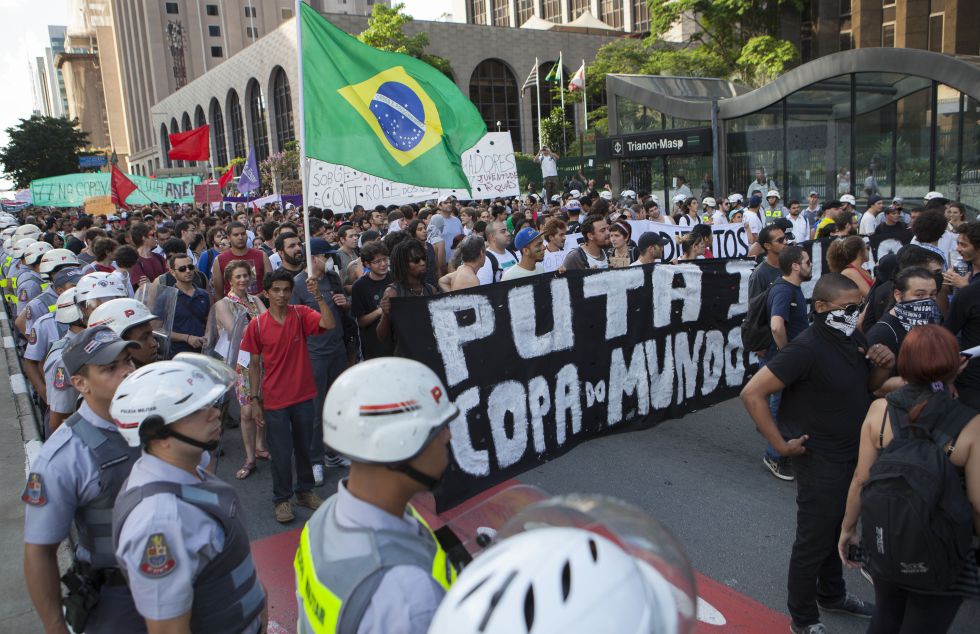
[
  {"x1": 477, "y1": 248, "x2": 519, "y2": 284},
  {"x1": 542, "y1": 249, "x2": 565, "y2": 273},
  {"x1": 539, "y1": 155, "x2": 558, "y2": 178},
  {"x1": 711, "y1": 210, "x2": 727, "y2": 225},
  {"x1": 501, "y1": 263, "x2": 544, "y2": 281},
  {"x1": 859, "y1": 211, "x2": 878, "y2": 235},
  {"x1": 787, "y1": 214, "x2": 810, "y2": 241},
  {"x1": 743, "y1": 209, "x2": 764, "y2": 236}
]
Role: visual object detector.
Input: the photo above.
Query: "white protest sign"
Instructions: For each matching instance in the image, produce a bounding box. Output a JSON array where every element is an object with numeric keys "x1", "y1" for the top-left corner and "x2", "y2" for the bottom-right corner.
[
  {"x1": 305, "y1": 132, "x2": 519, "y2": 211},
  {"x1": 562, "y1": 221, "x2": 750, "y2": 262}
]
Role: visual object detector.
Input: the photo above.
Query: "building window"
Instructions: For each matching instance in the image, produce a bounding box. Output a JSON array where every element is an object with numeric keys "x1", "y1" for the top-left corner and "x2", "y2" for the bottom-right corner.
[
  {"x1": 211, "y1": 99, "x2": 227, "y2": 166},
  {"x1": 470, "y1": 0, "x2": 487, "y2": 25},
  {"x1": 569, "y1": 0, "x2": 589, "y2": 19},
  {"x1": 165, "y1": 2, "x2": 178, "y2": 14},
  {"x1": 882, "y1": 0, "x2": 895, "y2": 6},
  {"x1": 210, "y1": 46, "x2": 223, "y2": 57},
  {"x1": 229, "y1": 90, "x2": 246, "y2": 160},
  {"x1": 244, "y1": 6, "x2": 256, "y2": 18},
  {"x1": 492, "y1": 0, "x2": 509, "y2": 25},
  {"x1": 248, "y1": 82, "x2": 270, "y2": 162},
  {"x1": 516, "y1": 0, "x2": 533, "y2": 25},
  {"x1": 208, "y1": 25, "x2": 220, "y2": 37},
  {"x1": 206, "y1": 4, "x2": 218, "y2": 16},
  {"x1": 929, "y1": 14, "x2": 944, "y2": 53},
  {"x1": 882, "y1": 23, "x2": 894, "y2": 48},
  {"x1": 839, "y1": 0, "x2": 851, "y2": 16},
  {"x1": 281, "y1": 7, "x2": 293, "y2": 19},
  {"x1": 161, "y1": 124, "x2": 172, "y2": 168},
  {"x1": 469, "y1": 59, "x2": 521, "y2": 151},
  {"x1": 600, "y1": 0, "x2": 623, "y2": 28},
  {"x1": 246, "y1": 26, "x2": 258, "y2": 39},
  {"x1": 272, "y1": 67, "x2": 295, "y2": 151},
  {"x1": 633, "y1": 0, "x2": 649, "y2": 33},
  {"x1": 542, "y1": 0, "x2": 560, "y2": 22},
  {"x1": 839, "y1": 31, "x2": 852, "y2": 51}
]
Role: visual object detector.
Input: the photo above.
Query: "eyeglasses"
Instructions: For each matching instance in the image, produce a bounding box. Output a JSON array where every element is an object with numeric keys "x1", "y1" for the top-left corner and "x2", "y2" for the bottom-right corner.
[
  {"x1": 369, "y1": 258, "x2": 389, "y2": 266},
  {"x1": 829, "y1": 303, "x2": 861, "y2": 315},
  {"x1": 175, "y1": 264, "x2": 196, "y2": 273}
]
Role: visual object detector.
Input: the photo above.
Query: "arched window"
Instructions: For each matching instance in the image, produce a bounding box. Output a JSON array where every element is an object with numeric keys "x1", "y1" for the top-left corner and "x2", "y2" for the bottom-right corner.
[
  {"x1": 247, "y1": 79, "x2": 270, "y2": 162},
  {"x1": 271, "y1": 67, "x2": 294, "y2": 151},
  {"x1": 469, "y1": 59, "x2": 521, "y2": 152},
  {"x1": 228, "y1": 90, "x2": 246, "y2": 160},
  {"x1": 170, "y1": 118, "x2": 182, "y2": 167},
  {"x1": 195, "y1": 105, "x2": 206, "y2": 128},
  {"x1": 181, "y1": 112, "x2": 192, "y2": 131},
  {"x1": 160, "y1": 124, "x2": 171, "y2": 168},
  {"x1": 210, "y1": 98, "x2": 228, "y2": 167}
]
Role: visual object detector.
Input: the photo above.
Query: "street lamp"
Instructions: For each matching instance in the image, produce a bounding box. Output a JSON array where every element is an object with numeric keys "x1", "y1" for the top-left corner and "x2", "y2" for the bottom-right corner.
[{"x1": 496, "y1": 121, "x2": 502, "y2": 132}]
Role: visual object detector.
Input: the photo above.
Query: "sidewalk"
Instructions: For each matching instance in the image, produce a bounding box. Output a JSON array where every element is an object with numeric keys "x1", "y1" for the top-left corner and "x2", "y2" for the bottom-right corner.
[{"x1": 0, "y1": 309, "x2": 42, "y2": 631}]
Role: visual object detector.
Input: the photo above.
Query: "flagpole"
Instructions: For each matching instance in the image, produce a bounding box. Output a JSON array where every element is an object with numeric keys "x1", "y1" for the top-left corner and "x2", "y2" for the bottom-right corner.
[
  {"x1": 535, "y1": 57, "x2": 542, "y2": 151},
  {"x1": 582, "y1": 60, "x2": 588, "y2": 131},
  {"x1": 295, "y1": 0, "x2": 312, "y2": 279},
  {"x1": 559, "y1": 52, "x2": 566, "y2": 153}
]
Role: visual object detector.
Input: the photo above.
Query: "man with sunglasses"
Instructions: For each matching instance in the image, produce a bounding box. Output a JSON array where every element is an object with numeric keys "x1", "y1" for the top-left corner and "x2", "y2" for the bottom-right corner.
[
  {"x1": 748, "y1": 226, "x2": 787, "y2": 298},
  {"x1": 168, "y1": 253, "x2": 210, "y2": 356},
  {"x1": 742, "y1": 273, "x2": 894, "y2": 634}
]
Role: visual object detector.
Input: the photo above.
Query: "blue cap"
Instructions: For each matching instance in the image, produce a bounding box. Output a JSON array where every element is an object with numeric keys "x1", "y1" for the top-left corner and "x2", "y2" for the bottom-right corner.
[
  {"x1": 308, "y1": 237, "x2": 335, "y2": 256},
  {"x1": 748, "y1": 195, "x2": 762, "y2": 208},
  {"x1": 514, "y1": 227, "x2": 542, "y2": 251}
]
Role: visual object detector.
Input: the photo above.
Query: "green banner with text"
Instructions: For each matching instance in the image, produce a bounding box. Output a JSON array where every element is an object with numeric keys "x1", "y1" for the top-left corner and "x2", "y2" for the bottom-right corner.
[{"x1": 30, "y1": 173, "x2": 201, "y2": 207}]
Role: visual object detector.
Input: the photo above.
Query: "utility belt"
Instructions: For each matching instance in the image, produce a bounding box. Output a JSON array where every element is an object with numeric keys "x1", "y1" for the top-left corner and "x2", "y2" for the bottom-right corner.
[{"x1": 61, "y1": 560, "x2": 128, "y2": 632}]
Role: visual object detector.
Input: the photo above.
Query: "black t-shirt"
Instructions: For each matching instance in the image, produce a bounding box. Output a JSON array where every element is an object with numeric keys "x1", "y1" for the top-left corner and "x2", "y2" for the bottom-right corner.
[
  {"x1": 874, "y1": 221, "x2": 908, "y2": 237},
  {"x1": 865, "y1": 312, "x2": 905, "y2": 357},
  {"x1": 748, "y1": 261, "x2": 782, "y2": 298},
  {"x1": 351, "y1": 273, "x2": 392, "y2": 360},
  {"x1": 64, "y1": 235, "x2": 84, "y2": 255},
  {"x1": 946, "y1": 278, "x2": 980, "y2": 390},
  {"x1": 766, "y1": 325, "x2": 873, "y2": 462}
]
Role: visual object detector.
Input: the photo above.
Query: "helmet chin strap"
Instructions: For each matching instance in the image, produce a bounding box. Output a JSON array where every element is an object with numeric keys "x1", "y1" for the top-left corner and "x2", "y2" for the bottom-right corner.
[
  {"x1": 389, "y1": 463, "x2": 440, "y2": 490},
  {"x1": 162, "y1": 428, "x2": 219, "y2": 452}
]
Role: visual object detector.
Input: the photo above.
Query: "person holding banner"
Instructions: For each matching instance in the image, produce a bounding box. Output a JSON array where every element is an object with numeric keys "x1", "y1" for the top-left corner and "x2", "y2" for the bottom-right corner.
[
  {"x1": 563, "y1": 215, "x2": 610, "y2": 270},
  {"x1": 631, "y1": 232, "x2": 669, "y2": 266},
  {"x1": 501, "y1": 228, "x2": 547, "y2": 280}
]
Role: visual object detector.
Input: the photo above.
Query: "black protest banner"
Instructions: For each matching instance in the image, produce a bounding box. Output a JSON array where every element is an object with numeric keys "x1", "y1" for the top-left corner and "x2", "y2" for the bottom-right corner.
[
  {"x1": 390, "y1": 259, "x2": 755, "y2": 510},
  {"x1": 795, "y1": 231, "x2": 914, "y2": 299}
]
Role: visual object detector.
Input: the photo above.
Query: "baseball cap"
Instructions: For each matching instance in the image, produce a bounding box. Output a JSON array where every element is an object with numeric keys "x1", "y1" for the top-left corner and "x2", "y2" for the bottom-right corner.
[
  {"x1": 62, "y1": 325, "x2": 138, "y2": 375},
  {"x1": 892, "y1": 196, "x2": 904, "y2": 204},
  {"x1": 727, "y1": 194, "x2": 741, "y2": 204},
  {"x1": 565, "y1": 200, "x2": 582, "y2": 211},
  {"x1": 868, "y1": 194, "x2": 883, "y2": 206},
  {"x1": 702, "y1": 197, "x2": 716, "y2": 207},
  {"x1": 568, "y1": 189, "x2": 581, "y2": 199},
  {"x1": 308, "y1": 237, "x2": 335, "y2": 256},
  {"x1": 748, "y1": 195, "x2": 762, "y2": 208},
  {"x1": 599, "y1": 191, "x2": 613, "y2": 201},
  {"x1": 550, "y1": 194, "x2": 562, "y2": 203},
  {"x1": 621, "y1": 190, "x2": 637, "y2": 200},
  {"x1": 808, "y1": 190, "x2": 819, "y2": 197},
  {"x1": 438, "y1": 194, "x2": 455, "y2": 204},
  {"x1": 924, "y1": 191, "x2": 944, "y2": 201},
  {"x1": 728, "y1": 209, "x2": 743, "y2": 221},
  {"x1": 637, "y1": 232, "x2": 669, "y2": 251},
  {"x1": 672, "y1": 194, "x2": 686, "y2": 204},
  {"x1": 53, "y1": 268, "x2": 84, "y2": 288},
  {"x1": 514, "y1": 227, "x2": 543, "y2": 251},
  {"x1": 840, "y1": 194, "x2": 856, "y2": 205},
  {"x1": 285, "y1": 202, "x2": 296, "y2": 210}
]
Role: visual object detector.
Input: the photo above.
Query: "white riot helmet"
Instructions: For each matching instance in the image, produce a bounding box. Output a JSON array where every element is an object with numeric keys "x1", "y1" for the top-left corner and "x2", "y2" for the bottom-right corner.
[
  {"x1": 322, "y1": 357, "x2": 458, "y2": 464},
  {"x1": 110, "y1": 353, "x2": 236, "y2": 448},
  {"x1": 2, "y1": 226, "x2": 17, "y2": 238},
  {"x1": 74, "y1": 272, "x2": 128, "y2": 304},
  {"x1": 438, "y1": 494, "x2": 697, "y2": 634},
  {"x1": 87, "y1": 297, "x2": 157, "y2": 336},
  {"x1": 23, "y1": 241, "x2": 52, "y2": 266},
  {"x1": 2, "y1": 237, "x2": 12, "y2": 251},
  {"x1": 11, "y1": 237, "x2": 36, "y2": 259},
  {"x1": 55, "y1": 288, "x2": 83, "y2": 325},
  {"x1": 0, "y1": 216, "x2": 15, "y2": 229},
  {"x1": 13, "y1": 224, "x2": 40, "y2": 241},
  {"x1": 39, "y1": 248, "x2": 78, "y2": 274}
]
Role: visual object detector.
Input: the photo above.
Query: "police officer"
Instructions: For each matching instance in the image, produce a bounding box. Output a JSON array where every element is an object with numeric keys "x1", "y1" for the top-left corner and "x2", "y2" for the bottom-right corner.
[
  {"x1": 88, "y1": 297, "x2": 160, "y2": 367},
  {"x1": 6, "y1": 237, "x2": 35, "y2": 311},
  {"x1": 19, "y1": 250, "x2": 80, "y2": 336},
  {"x1": 763, "y1": 190, "x2": 786, "y2": 224},
  {"x1": 44, "y1": 287, "x2": 89, "y2": 432},
  {"x1": 295, "y1": 357, "x2": 458, "y2": 634},
  {"x1": 23, "y1": 326, "x2": 143, "y2": 633},
  {"x1": 16, "y1": 240, "x2": 53, "y2": 315},
  {"x1": 110, "y1": 353, "x2": 267, "y2": 632},
  {"x1": 75, "y1": 271, "x2": 130, "y2": 321}
]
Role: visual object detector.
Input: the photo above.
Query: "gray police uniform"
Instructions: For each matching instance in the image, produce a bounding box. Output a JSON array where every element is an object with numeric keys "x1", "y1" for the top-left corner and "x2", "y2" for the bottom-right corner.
[
  {"x1": 22, "y1": 287, "x2": 58, "y2": 332},
  {"x1": 43, "y1": 330, "x2": 79, "y2": 416},
  {"x1": 24, "y1": 311, "x2": 67, "y2": 363},
  {"x1": 15, "y1": 268, "x2": 44, "y2": 315},
  {"x1": 5, "y1": 259, "x2": 25, "y2": 307},
  {"x1": 112, "y1": 453, "x2": 264, "y2": 633},
  {"x1": 22, "y1": 402, "x2": 145, "y2": 633}
]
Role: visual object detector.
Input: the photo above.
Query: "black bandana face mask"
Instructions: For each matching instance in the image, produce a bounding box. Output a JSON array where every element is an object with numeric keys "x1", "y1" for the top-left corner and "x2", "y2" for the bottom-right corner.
[
  {"x1": 813, "y1": 306, "x2": 859, "y2": 337},
  {"x1": 894, "y1": 298, "x2": 941, "y2": 331}
]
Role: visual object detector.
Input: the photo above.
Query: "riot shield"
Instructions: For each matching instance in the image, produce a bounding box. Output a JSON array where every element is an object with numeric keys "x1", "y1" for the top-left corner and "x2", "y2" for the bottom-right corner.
[
  {"x1": 203, "y1": 302, "x2": 250, "y2": 369},
  {"x1": 135, "y1": 284, "x2": 178, "y2": 360}
]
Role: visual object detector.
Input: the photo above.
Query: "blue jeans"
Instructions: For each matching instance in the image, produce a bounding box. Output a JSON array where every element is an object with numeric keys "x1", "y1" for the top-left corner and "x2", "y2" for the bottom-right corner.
[
  {"x1": 264, "y1": 399, "x2": 316, "y2": 503},
  {"x1": 309, "y1": 351, "x2": 348, "y2": 464}
]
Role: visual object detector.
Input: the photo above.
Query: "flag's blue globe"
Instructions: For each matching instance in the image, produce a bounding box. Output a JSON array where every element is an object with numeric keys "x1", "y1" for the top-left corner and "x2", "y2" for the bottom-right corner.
[{"x1": 369, "y1": 82, "x2": 426, "y2": 152}]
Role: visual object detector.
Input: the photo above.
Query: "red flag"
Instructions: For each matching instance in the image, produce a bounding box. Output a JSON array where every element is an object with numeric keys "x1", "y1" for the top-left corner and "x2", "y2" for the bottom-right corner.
[
  {"x1": 110, "y1": 165, "x2": 137, "y2": 209},
  {"x1": 168, "y1": 124, "x2": 210, "y2": 161},
  {"x1": 217, "y1": 167, "x2": 234, "y2": 190}
]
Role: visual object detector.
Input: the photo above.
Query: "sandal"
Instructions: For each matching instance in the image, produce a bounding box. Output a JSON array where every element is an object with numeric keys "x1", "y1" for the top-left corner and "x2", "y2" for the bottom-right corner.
[
  {"x1": 255, "y1": 449, "x2": 270, "y2": 461},
  {"x1": 236, "y1": 461, "x2": 256, "y2": 480}
]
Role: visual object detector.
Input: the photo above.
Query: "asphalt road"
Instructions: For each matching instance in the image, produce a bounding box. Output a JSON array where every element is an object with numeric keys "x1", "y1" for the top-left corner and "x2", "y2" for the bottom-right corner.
[{"x1": 219, "y1": 396, "x2": 979, "y2": 633}]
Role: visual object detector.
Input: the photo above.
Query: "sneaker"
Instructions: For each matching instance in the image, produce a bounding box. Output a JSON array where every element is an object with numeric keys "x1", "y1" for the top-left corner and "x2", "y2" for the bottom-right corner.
[
  {"x1": 274, "y1": 501, "x2": 294, "y2": 523},
  {"x1": 790, "y1": 623, "x2": 827, "y2": 634},
  {"x1": 312, "y1": 464, "x2": 325, "y2": 487},
  {"x1": 324, "y1": 452, "x2": 351, "y2": 468},
  {"x1": 763, "y1": 455, "x2": 795, "y2": 481},
  {"x1": 859, "y1": 567, "x2": 874, "y2": 586},
  {"x1": 818, "y1": 591, "x2": 874, "y2": 618},
  {"x1": 296, "y1": 491, "x2": 323, "y2": 511}
]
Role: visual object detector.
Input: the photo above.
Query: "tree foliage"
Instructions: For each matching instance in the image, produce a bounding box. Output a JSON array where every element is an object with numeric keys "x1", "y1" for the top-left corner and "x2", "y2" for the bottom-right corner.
[
  {"x1": 359, "y1": 3, "x2": 454, "y2": 78},
  {"x1": 0, "y1": 115, "x2": 90, "y2": 188},
  {"x1": 540, "y1": 107, "x2": 575, "y2": 156}
]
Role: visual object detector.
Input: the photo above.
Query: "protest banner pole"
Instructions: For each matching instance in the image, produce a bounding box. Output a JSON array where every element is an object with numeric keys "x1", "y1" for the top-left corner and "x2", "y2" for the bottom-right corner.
[{"x1": 295, "y1": 0, "x2": 313, "y2": 279}]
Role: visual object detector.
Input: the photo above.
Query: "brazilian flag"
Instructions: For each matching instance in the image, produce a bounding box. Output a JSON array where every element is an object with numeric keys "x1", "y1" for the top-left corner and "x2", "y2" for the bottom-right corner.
[{"x1": 299, "y1": 3, "x2": 486, "y2": 188}]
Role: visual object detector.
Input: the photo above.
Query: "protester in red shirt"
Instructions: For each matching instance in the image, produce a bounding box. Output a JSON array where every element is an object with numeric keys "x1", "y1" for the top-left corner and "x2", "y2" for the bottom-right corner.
[
  {"x1": 212, "y1": 221, "x2": 272, "y2": 299},
  {"x1": 240, "y1": 267, "x2": 336, "y2": 523}
]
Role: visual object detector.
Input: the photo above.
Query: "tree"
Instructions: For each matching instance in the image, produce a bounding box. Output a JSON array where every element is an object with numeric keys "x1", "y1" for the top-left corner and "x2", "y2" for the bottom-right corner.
[
  {"x1": 359, "y1": 3, "x2": 454, "y2": 78},
  {"x1": 541, "y1": 107, "x2": 575, "y2": 156},
  {"x1": 0, "y1": 115, "x2": 90, "y2": 188}
]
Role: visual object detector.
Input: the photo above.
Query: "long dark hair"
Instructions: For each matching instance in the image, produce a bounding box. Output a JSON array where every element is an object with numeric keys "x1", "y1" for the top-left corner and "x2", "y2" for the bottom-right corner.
[{"x1": 390, "y1": 239, "x2": 426, "y2": 287}]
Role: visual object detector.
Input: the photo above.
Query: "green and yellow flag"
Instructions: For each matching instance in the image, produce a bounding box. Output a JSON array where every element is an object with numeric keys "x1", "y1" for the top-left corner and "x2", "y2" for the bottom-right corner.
[{"x1": 299, "y1": 3, "x2": 486, "y2": 188}]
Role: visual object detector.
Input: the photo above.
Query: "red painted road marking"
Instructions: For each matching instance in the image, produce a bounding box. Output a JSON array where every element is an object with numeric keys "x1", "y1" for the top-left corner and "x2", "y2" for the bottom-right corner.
[{"x1": 253, "y1": 481, "x2": 790, "y2": 633}]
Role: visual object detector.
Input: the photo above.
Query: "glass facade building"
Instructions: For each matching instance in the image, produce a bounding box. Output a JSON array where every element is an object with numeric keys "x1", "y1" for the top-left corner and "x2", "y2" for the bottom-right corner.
[{"x1": 603, "y1": 49, "x2": 980, "y2": 211}]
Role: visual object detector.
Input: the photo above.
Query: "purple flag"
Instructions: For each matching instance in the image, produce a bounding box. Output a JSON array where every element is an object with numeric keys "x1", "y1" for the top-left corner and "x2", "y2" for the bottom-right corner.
[{"x1": 237, "y1": 147, "x2": 260, "y2": 195}]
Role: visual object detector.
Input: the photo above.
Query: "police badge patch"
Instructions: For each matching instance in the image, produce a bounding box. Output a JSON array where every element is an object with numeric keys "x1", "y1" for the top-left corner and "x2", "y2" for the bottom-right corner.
[
  {"x1": 21, "y1": 472, "x2": 46, "y2": 506},
  {"x1": 18, "y1": 289, "x2": 27, "y2": 302},
  {"x1": 53, "y1": 367, "x2": 67, "y2": 390},
  {"x1": 24, "y1": 306, "x2": 31, "y2": 321},
  {"x1": 27, "y1": 328, "x2": 36, "y2": 345},
  {"x1": 139, "y1": 533, "x2": 176, "y2": 577}
]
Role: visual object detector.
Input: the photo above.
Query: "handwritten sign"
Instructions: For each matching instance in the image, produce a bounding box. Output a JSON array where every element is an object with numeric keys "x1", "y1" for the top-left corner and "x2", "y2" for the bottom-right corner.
[{"x1": 306, "y1": 132, "x2": 519, "y2": 211}]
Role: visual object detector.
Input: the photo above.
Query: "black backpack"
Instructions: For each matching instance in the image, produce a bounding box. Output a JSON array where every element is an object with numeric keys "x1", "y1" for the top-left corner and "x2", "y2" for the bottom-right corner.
[
  {"x1": 741, "y1": 281, "x2": 778, "y2": 353},
  {"x1": 859, "y1": 397, "x2": 975, "y2": 591}
]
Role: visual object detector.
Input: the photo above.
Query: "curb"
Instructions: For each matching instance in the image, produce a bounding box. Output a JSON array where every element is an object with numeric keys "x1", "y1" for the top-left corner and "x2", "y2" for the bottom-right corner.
[{"x1": 0, "y1": 310, "x2": 42, "y2": 470}]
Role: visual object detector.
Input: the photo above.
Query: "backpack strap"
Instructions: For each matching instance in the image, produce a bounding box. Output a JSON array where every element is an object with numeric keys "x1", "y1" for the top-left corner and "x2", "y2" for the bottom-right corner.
[{"x1": 879, "y1": 406, "x2": 888, "y2": 449}]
